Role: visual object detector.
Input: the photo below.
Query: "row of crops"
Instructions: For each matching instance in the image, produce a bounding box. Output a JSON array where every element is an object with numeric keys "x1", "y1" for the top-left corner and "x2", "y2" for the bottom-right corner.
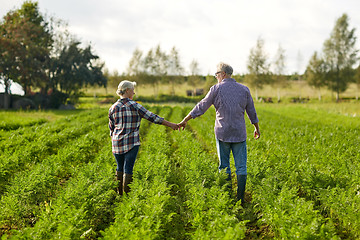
[{"x1": 0, "y1": 104, "x2": 359, "y2": 239}]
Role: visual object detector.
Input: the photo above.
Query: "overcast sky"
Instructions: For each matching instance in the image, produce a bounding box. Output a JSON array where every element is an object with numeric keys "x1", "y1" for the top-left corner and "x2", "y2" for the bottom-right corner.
[{"x1": 1, "y1": 0, "x2": 360, "y2": 76}]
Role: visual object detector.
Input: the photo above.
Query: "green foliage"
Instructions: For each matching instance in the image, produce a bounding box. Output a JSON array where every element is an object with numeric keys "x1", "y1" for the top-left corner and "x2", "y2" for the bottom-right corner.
[
  {"x1": 1, "y1": 104, "x2": 360, "y2": 239},
  {"x1": 125, "y1": 44, "x2": 185, "y2": 95},
  {"x1": 0, "y1": 1, "x2": 52, "y2": 97},
  {"x1": 305, "y1": 51, "x2": 327, "y2": 100},
  {"x1": 136, "y1": 94, "x2": 203, "y2": 103},
  {"x1": 305, "y1": 51, "x2": 326, "y2": 88},
  {"x1": 323, "y1": 13, "x2": 358, "y2": 99},
  {"x1": 246, "y1": 37, "x2": 272, "y2": 91},
  {"x1": 248, "y1": 105, "x2": 360, "y2": 238},
  {"x1": 0, "y1": 1, "x2": 107, "y2": 108},
  {"x1": 0, "y1": 118, "x2": 47, "y2": 131},
  {"x1": 51, "y1": 41, "x2": 107, "y2": 98},
  {"x1": 15, "y1": 145, "x2": 116, "y2": 239},
  {"x1": 188, "y1": 103, "x2": 360, "y2": 238},
  {"x1": 101, "y1": 107, "x2": 176, "y2": 239},
  {"x1": 0, "y1": 110, "x2": 107, "y2": 194},
  {"x1": 170, "y1": 107, "x2": 247, "y2": 239}
]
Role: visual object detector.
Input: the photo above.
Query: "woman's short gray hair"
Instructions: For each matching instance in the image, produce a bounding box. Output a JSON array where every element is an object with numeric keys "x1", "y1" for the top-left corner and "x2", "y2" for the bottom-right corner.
[
  {"x1": 217, "y1": 62, "x2": 233, "y2": 76},
  {"x1": 116, "y1": 80, "x2": 137, "y2": 96}
]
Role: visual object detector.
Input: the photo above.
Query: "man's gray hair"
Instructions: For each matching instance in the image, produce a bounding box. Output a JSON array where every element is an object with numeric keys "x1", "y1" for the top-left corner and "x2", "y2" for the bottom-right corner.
[
  {"x1": 116, "y1": 80, "x2": 137, "y2": 96},
  {"x1": 217, "y1": 62, "x2": 233, "y2": 76}
]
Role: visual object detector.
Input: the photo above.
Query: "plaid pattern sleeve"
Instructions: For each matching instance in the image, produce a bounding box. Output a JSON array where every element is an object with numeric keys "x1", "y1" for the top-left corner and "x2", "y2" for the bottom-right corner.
[
  {"x1": 108, "y1": 98, "x2": 164, "y2": 154},
  {"x1": 135, "y1": 103, "x2": 164, "y2": 124},
  {"x1": 108, "y1": 111, "x2": 115, "y2": 137}
]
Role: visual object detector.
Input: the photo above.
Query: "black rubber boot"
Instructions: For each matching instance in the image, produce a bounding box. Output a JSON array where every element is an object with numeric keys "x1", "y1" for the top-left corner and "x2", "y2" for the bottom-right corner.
[
  {"x1": 237, "y1": 175, "x2": 247, "y2": 205},
  {"x1": 226, "y1": 173, "x2": 232, "y2": 192},
  {"x1": 116, "y1": 171, "x2": 124, "y2": 195},
  {"x1": 123, "y1": 173, "x2": 133, "y2": 194}
]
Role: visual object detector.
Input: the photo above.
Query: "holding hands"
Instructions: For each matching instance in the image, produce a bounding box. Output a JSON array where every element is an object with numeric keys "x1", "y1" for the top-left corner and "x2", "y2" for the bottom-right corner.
[
  {"x1": 177, "y1": 114, "x2": 192, "y2": 131},
  {"x1": 162, "y1": 120, "x2": 179, "y2": 130},
  {"x1": 164, "y1": 114, "x2": 260, "y2": 141},
  {"x1": 163, "y1": 114, "x2": 191, "y2": 131},
  {"x1": 178, "y1": 119, "x2": 187, "y2": 131},
  {"x1": 162, "y1": 120, "x2": 187, "y2": 131}
]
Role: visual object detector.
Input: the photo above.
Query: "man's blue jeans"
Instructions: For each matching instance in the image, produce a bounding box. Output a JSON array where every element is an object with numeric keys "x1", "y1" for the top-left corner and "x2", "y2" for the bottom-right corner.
[
  {"x1": 215, "y1": 139, "x2": 247, "y2": 177},
  {"x1": 113, "y1": 145, "x2": 139, "y2": 174}
]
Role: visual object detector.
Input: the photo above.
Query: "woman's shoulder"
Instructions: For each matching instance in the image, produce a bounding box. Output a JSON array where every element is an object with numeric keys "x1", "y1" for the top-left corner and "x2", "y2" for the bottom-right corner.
[
  {"x1": 127, "y1": 99, "x2": 145, "y2": 111},
  {"x1": 109, "y1": 99, "x2": 121, "y2": 110}
]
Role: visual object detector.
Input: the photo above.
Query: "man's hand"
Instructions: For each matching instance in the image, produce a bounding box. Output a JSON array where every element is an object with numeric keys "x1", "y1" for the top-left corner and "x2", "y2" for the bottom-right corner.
[
  {"x1": 254, "y1": 129, "x2": 260, "y2": 139},
  {"x1": 178, "y1": 114, "x2": 192, "y2": 131},
  {"x1": 253, "y1": 122, "x2": 260, "y2": 139},
  {"x1": 178, "y1": 120, "x2": 187, "y2": 131}
]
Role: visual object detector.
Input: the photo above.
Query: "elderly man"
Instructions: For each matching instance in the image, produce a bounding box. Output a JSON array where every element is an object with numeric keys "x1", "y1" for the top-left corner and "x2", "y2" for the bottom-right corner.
[{"x1": 179, "y1": 62, "x2": 260, "y2": 204}]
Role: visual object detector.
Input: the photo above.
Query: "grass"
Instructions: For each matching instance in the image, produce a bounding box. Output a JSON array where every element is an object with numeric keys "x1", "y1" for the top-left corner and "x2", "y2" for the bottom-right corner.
[
  {"x1": 0, "y1": 109, "x2": 84, "y2": 130},
  {"x1": 84, "y1": 81, "x2": 204, "y2": 97},
  {"x1": 256, "y1": 102, "x2": 360, "y2": 118},
  {"x1": 1, "y1": 97, "x2": 359, "y2": 238},
  {"x1": 83, "y1": 80, "x2": 359, "y2": 101},
  {"x1": 1, "y1": 80, "x2": 359, "y2": 129}
]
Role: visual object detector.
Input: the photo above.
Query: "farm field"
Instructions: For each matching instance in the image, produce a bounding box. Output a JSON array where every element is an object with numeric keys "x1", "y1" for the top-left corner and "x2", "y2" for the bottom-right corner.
[{"x1": 0, "y1": 102, "x2": 359, "y2": 239}]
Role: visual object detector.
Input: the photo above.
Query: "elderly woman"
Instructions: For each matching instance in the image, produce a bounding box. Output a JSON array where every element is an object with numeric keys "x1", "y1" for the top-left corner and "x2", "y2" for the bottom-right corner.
[
  {"x1": 179, "y1": 62, "x2": 260, "y2": 204},
  {"x1": 109, "y1": 80, "x2": 178, "y2": 195}
]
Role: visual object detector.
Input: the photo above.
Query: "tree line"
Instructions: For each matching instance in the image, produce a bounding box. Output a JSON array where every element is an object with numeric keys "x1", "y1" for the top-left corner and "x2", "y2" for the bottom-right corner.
[
  {"x1": 305, "y1": 14, "x2": 360, "y2": 101},
  {"x1": 115, "y1": 45, "x2": 213, "y2": 96},
  {"x1": 0, "y1": 1, "x2": 107, "y2": 109},
  {"x1": 118, "y1": 13, "x2": 359, "y2": 101},
  {"x1": 1, "y1": 1, "x2": 359, "y2": 109},
  {"x1": 237, "y1": 13, "x2": 360, "y2": 101}
]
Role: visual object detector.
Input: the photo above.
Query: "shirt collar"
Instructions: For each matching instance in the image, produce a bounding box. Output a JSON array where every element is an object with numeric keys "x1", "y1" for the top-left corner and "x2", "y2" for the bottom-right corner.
[{"x1": 221, "y1": 78, "x2": 235, "y2": 83}]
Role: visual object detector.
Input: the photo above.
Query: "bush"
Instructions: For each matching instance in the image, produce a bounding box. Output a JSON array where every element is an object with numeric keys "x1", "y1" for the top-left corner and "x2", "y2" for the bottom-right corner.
[
  {"x1": 136, "y1": 94, "x2": 203, "y2": 103},
  {"x1": 49, "y1": 91, "x2": 68, "y2": 109}
]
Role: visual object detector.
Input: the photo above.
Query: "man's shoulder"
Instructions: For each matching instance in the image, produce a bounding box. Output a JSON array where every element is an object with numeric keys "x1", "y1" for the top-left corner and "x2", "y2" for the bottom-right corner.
[
  {"x1": 221, "y1": 79, "x2": 249, "y2": 90},
  {"x1": 237, "y1": 82, "x2": 250, "y2": 91}
]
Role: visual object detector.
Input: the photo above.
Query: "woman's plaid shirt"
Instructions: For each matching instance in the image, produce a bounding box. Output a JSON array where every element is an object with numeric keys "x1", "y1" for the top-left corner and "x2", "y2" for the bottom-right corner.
[{"x1": 109, "y1": 98, "x2": 164, "y2": 154}]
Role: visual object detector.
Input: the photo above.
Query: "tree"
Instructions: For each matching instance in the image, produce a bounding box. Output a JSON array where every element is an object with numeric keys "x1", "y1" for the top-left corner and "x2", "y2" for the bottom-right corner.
[
  {"x1": 0, "y1": 1, "x2": 52, "y2": 108},
  {"x1": 0, "y1": 1, "x2": 107, "y2": 108},
  {"x1": 355, "y1": 64, "x2": 360, "y2": 100},
  {"x1": 305, "y1": 51, "x2": 326, "y2": 100},
  {"x1": 188, "y1": 59, "x2": 202, "y2": 95},
  {"x1": 126, "y1": 45, "x2": 186, "y2": 96},
  {"x1": 127, "y1": 48, "x2": 143, "y2": 76},
  {"x1": 51, "y1": 41, "x2": 107, "y2": 102},
  {"x1": 0, "y1": 14, "x2": 19, "y2": 108},
  {"x1": 273, "y1": 44, "x2": 287, "y2": 101},
  {"x1": 245, "y1": 37, "x2": 272, "y2": 100},
  {"x1": 142, "y1": 45, "x2": 168, "y2": 95},
  {"x1": 154, "y1": 44, "x2": 168, "y2": 76},
  {"x1": 167, "y1": 46, "x2": 184, "y2": 95},
  {"x1": 7, "y1": 1, "x2": 52, "y2": 94},
  {"x1": 323, "y1": 13, "x2": 358, "y2": 101}
]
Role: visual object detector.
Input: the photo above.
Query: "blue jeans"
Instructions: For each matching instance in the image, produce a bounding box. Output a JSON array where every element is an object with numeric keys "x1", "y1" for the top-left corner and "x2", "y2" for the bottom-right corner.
[
  {"x1": 216, "y1": 139, "x2": 247, "y2": 176},
  {"x1": 113, "y1": 145, "x2": 139, "y2": 174}
]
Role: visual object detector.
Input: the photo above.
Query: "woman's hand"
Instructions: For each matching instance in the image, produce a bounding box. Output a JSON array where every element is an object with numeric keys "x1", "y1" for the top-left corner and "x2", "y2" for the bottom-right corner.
[
  {"x1": 162, "y1": 120, "x2": 179, "y2": 130},
  {"x1": 169, "y1": 122, "x2": 179, "y2": 130}
]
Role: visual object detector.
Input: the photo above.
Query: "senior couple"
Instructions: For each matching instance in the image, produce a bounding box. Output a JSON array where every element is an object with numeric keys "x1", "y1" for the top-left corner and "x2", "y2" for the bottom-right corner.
[{"x1": 108, "y1": 62, "x2": 260, "y2": 204}]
